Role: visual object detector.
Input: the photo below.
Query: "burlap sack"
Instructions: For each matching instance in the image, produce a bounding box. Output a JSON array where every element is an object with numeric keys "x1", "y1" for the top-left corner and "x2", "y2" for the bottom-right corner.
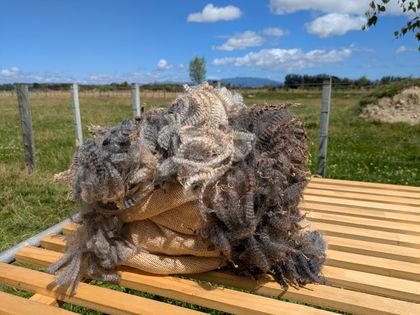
[
  {"x1": 119, "y1": 185, "x2": 224, "y2": 274},
  {"x1": 119, "y1": 184, "x2": 198, "y2": 222},
  {"x1": 123, "y1": 251, "x2": 222, "y2": 274}
]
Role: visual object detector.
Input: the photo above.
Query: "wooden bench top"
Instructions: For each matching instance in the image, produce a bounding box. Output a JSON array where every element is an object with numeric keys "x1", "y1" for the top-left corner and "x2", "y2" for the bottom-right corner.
[{"x1": 1, "y1": 177, "x2": 419, "y2": 314}]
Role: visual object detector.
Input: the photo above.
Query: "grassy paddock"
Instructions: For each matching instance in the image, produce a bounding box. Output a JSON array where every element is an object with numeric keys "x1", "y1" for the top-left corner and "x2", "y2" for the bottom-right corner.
[
  {"x1": 0, "y1": 89, "x2": 418, "y2": 314},
  {"x1": 0, "y1": 90, "x2": 419, "y2": 252}
]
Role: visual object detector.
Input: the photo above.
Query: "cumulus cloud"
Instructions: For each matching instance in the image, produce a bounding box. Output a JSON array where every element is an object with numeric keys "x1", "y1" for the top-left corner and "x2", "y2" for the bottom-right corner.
[
  {"x1": 213, "y1": 47, "x2": 352, "y2": 71},
  {"x1": 269, "y1": 0, "x2": 403, "y2": 37},
  {"x1": 0, "y1": 65, "x2": 190, "y2": 84},
  {"x1": 396, "y1": 45, "x2": 417, "y2": 54},
  {"x1": 187, "y1": 3, "x2": 242, "y2": 23},
  {"x1": 269, "y1": 0, "x2": 401, "y2": 15},
  {"x1": 262, "y1": 27, "x2": 288, "y2": 37},
  {"x1": 306, "y1": 13, "x2": 366, "y2": 37},
  {"x1": 156, "y1": 59, "x2": 172, "y2": 71},
  {"x1": 0, "y1": 66, "x2": 21, "y2": 78},
  {"x1": 0, "y1": 66, "x2": 74, "y2": 83},
  {"x1": 214, "y1": 31, "x2": 264, "y2": 51}
]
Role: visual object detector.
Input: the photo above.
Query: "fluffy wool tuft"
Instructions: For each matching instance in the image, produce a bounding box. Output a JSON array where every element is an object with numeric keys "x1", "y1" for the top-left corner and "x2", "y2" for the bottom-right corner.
[{"x1": 49, "y1": 82, "x2": 326, "y2": 293}]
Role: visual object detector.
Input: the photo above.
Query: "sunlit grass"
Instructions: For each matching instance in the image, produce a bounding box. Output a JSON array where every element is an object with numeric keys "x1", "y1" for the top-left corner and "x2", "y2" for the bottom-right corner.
[
  {"x1": 0, "y1": 89, "x2": 418, "y2": 313},
  {"x1": 0, "y1": 89, "x2": 418, "y2": 253}
]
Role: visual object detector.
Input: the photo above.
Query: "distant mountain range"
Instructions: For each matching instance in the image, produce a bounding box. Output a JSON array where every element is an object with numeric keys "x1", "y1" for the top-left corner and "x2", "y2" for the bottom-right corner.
[
  {"x1": 220, "y1": 77, "x2": 281, "y2": 88},
  {"x1": 153, "y1": 77, "x2": 282, "y2": 88}
]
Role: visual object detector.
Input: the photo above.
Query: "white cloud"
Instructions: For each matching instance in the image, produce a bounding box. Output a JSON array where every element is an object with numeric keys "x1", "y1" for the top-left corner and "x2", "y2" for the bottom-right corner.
[
  {"x1": 263, "y1": 27, "x2": 288, "y2": 37},
  {"x1": 269, "y1": 0, "x2": 401, "y2": 15},
  {"x1": 0, "y1": 66, "x2": 21, "y2": 78},
  {"x1": 156, "y1": 59, "x2": 172, "y2": 71},
  {"x1": 306, "y1": 13, "x2": 366, "y2": 37},
  {"x1": 214, "y1": 31, "x2": 264, "y2": 51},
  {"x1": 213, "y1": 47, "x2": 352, "y2": 71},
  {"x1": 0, "y1": 66, "x2": 190, "y2": 84},
  {"x1": 0, "y1": 66, "x2": 75, "y2": 83},
  {"x1": 396, "y1": 45, "x2": 417, "y2": 54},
  {"x1": 187, "y1": 4, "x2": 242, "y2": 23},
  {"x1": 269, "y1": 0, "x2": 403, "y2": 38}
]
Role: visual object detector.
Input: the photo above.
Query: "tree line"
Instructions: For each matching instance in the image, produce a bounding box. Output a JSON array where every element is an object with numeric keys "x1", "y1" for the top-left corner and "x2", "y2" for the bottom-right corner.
[
  {"x1": 0, "y1": 75, "x2": 414, "y2": 91},
  {"x1": 284, "y1": 74, "x2": 410, "y2": 88}
]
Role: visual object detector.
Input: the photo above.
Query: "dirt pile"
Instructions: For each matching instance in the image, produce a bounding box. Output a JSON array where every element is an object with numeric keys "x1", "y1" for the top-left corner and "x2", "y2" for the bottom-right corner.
[{"x1": 360, "y1": 86, "x2": 420, "y2": 125}]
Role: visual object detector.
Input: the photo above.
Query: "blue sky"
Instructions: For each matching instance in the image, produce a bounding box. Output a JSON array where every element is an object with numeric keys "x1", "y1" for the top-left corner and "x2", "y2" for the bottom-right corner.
[{"x1": 0, "y1": 0, "x2": 419, "y2": 83}]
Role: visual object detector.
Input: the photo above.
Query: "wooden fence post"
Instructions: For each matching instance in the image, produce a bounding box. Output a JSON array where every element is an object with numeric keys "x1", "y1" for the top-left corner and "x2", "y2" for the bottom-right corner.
[
  {"x1": 317, "y1": 78, "x2": 332, "y2": 177},
  {"x1": 71, "y1": 83, "x2": 83, "y2": 146},
  {"x1": 16, "y1": 84, "x2": 36, "y2": 172},
  {"x1": 131, "y1": 83, "x2": 141, "y2": 117}
]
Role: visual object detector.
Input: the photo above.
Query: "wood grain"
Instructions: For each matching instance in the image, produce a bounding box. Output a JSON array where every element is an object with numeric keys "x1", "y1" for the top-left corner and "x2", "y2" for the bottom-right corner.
[{"x1": 0, "y1": 291, "x2": 73, "y2": 315}]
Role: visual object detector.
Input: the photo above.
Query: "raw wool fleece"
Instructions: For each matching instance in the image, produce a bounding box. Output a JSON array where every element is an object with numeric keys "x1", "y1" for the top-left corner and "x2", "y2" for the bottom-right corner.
[{"x1": 48, "y1": 82, "x2": 327, "y2": 294}]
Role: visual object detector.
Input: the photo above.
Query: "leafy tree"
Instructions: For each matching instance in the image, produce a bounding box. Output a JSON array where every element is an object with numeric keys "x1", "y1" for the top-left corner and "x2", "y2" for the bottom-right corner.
[
  {"x1": 363, "y1": 0, "x2": 420, "y2": 49},
  {"x1": 356, "y1": 75, "x2": 371, "y2": 87},
  {"x1": 284, "y1": 74, "x2": 355, "y2": 88},
  {"x1": 189, "y1": 56, "x2": 206, "y2": 84}
]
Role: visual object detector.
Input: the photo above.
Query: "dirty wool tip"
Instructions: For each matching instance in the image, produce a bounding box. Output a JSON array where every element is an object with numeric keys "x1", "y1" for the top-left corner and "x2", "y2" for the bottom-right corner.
[{"x1": 50, "y1": 82, "x2": 326, "y2": 293}]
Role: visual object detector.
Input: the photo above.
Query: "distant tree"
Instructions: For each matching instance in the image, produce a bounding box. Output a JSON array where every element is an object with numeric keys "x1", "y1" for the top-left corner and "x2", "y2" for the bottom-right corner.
[
  {"x1": 356, "y1": 76, "x2": 371, "y2": 87},
  {"x1": 363, "y1": 0, "x2": 419, "y2": 50},
  {"x1": 189, "y1": 56, "x2": 206, "y2": 84},
  {"x1": 380, "y1": 76, "x2": 404, "y2": 84},
  {"x1": 284, "y1": 74, "x2": 376, "y2": 89},
  {"x1": 284, "y1": 74, "x2": 301, "y2": 88}
]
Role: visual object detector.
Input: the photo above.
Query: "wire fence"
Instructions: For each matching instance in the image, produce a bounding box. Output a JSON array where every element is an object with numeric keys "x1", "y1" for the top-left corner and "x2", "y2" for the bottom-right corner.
[
  {"x1": 0, "y1": 90, "x2": 179, "y2": 99},
  {"x1": 1, "y1": 82, "x2": 418, "y2": 186}
]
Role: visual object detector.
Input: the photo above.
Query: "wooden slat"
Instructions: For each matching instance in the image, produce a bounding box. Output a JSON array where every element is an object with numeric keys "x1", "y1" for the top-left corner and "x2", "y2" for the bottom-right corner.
[
  {"x1": 37, "y1": 177, "x2": 420, "y2": 313},
  {"x1": 301, "y1": 202, "x2": 420, "y2": 224},
  {"x1": 313, "y1": 221, "x2": 420, "y2": 248},
  {"x1": 40, "y1": 234, "x2": 420, "y2": 265},
  {"x1": 30, "y1": 293, "x2": 59, "y2": 306},
  {"x1": 304, "y1": 188, "x2": 420, "y2": 206},
  {"x1": 307, "y1": 212, "x2": 420, "y2": 236},
  {"x1": 17, "y1": 246, "x2": 420, "y2": 305},
  {"x1": 40, "y1": 234, "x2": 420, "y2": 282},
  {"x1": 13, "y1": 247, "x2": 333, "y2": 315},
  {"x1": 191, "y1": 271, "x2": 420, "y2": 315},
  {"x1": 62, "y1": 220, "x2": 420, "y2": 253},
  {"x1": 303, "y1": 195, "x2": 420, "y2": 216},
  {"x1": 326, "y1": 249, "x2": 420, "y2": 281},
  {"x1": 307, "y1": 182, "x2": 420, "y2": 199},
  {"x1": 326, "y1": 235, "x2": 420, "y2": 264},
  {"x1": 310, "y1": 177, "x2": 420, "y2": 193},
  {"x1": 0, "y1": 291, "x2": 74, "y2": 315},
  {"x1": 15, "y1": 246, "x2": 420, "y2": 315},
  {"x1": 41, "y1": 234, "x2": 67, "y2": 252},
  {"x1": 0, "y1": 262, "x2": 202, "y2": 315},
  {"x1": 63, "y1": 224, "x2": 77, "y2": 235},
  {"x1": 324, "y1": 265, "x2": 420, "y2": 303},
  {"x1": 118, "y1": 268, "x2": 333, "y2": 315},
  {"x1": 68, "y1": 222, "x2": 420, "y2": 254}
]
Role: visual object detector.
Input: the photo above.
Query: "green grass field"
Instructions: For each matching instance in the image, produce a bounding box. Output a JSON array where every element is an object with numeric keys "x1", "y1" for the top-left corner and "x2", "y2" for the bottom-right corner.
[
  {"x1": 0, "y1": 89, "x2": 418, "y2": 314},
  {"x1": 0, "y1": 89, "x2": 419, "y2": 253}
]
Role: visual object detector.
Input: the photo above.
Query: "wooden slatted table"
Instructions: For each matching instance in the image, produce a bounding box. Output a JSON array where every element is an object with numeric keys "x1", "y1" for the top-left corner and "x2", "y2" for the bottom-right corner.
[{"x1": 1, "y1": 177, "x2": 419, "y2": 314}]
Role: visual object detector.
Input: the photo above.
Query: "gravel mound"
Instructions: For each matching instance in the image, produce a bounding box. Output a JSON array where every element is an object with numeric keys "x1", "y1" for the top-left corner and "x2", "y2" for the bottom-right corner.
[{"x1": 360, "y1": 86, "x2": 420, "y2": 125}]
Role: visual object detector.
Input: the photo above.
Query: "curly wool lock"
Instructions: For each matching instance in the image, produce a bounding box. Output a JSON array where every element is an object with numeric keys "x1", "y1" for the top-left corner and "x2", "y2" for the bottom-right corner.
[{"x1": 49, "y1": 82, "x2": 327, "y2": 294}]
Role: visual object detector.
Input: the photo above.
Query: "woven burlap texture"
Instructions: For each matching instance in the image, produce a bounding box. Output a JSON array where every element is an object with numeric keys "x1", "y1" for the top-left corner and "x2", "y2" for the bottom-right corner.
[{"x1": 119, "y1": 184, "x2": 224, "y2": 274}]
